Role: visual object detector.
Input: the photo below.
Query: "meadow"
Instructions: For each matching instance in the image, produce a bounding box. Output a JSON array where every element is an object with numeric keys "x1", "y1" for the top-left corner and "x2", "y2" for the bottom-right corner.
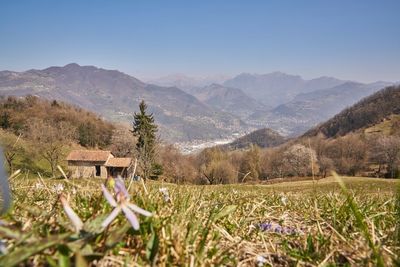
[{"x1": 0, "y1": 174, "x2": 399, "y2": 266}]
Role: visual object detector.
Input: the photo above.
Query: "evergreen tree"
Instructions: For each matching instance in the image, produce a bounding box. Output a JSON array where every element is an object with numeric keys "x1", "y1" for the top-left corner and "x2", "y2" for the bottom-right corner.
[
  {"x1": 0, "y1": 112, "x2": 10, "y2": 129},
  {"x1": 132, "y1": 100, "x2": 160, "y2": 179}
]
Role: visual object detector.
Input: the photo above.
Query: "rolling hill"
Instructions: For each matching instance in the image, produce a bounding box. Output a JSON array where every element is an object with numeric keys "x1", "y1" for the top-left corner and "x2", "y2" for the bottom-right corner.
[{"x1": 224, "y1": 128, "x2": 286, "y2": 150}]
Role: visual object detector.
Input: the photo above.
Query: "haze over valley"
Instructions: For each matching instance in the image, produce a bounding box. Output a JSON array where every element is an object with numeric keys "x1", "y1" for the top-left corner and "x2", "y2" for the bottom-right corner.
[{"x1": 0, "y1": 63, "x2": 396, "y2": 151}]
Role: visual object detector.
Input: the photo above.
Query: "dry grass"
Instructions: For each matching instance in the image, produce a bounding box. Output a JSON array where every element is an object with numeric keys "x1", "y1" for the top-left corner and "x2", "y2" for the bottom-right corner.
[{"x1": 0, "y1": 175, "x2": 399, "y2": 266}]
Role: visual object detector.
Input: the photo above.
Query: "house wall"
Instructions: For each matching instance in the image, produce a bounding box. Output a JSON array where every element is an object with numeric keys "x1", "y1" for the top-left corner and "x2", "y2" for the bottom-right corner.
[{"x1": 67, "y1": 161, "x2": 108, "y2": 178}]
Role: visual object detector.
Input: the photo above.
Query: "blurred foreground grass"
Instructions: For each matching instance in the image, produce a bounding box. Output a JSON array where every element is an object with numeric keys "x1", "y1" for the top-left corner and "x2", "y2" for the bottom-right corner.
[{"x1": 0, "y1": 175, "x2": 399, "y2": 266}]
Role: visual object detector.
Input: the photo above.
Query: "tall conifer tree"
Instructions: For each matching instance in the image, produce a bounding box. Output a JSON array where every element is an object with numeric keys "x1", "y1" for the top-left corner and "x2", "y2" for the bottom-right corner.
[{"x1": 132, "y1": 100, "x2": 160, "y2": 179}]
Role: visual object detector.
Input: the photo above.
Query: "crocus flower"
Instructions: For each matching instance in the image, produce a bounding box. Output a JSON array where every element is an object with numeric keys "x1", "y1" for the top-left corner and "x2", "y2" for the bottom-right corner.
[
  {"x1": 159, "y1": 187, "x2": 170, "y2": 202},
  {"x1": 101, "y1": 178, "x2": 152, "y2": 230},
  {"x1": 0, "y1": 239, "x2": 7, "y2": 255},
  {"x1": 53, "y1": 183, "x2": 64, "y2": 194},
  {"x1": 256, "y1": 255, "x2": 267, "y2": 266},
  {"x1": 258, "y1": 222, "x2": 302, "y2": 235},
  {"x1": 60, "y1": 194, "x2": 83, "y2": 232},
  {"x1": 280, "y1": 195, "x2": 287, "y2": 206}
]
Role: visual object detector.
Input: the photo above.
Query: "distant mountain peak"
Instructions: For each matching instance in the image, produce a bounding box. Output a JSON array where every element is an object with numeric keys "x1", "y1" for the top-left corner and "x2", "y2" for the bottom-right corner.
[
  {"x1": 266, "y1": 71, "x2": 297, "y2": 77},
  {"x1": 64, "y1": 63, "x2": 81, "y2": 68}
]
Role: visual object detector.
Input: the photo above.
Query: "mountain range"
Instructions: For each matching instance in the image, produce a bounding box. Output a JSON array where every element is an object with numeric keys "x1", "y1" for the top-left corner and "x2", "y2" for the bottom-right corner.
[
  {"x1": 223, "y1": 72, "x2": 346, "y2": 108},
  {"x1": 0, "y1": 63, "x2": 396, "y2": 144},
  {"x1": 152, "y1": 71, "x2": 394, "y2": 137},
  {"x1": 0, "y1": 64, "x2": 245, "y2": 142},
  {"x1": 248, "y1": 81, "x2": 393, "y2": 136}
]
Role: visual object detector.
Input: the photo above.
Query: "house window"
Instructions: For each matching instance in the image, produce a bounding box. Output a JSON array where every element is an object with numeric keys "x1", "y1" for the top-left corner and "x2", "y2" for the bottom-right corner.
[{"x1": 95, "y1": 165, "x2": 101, "y2": 177}]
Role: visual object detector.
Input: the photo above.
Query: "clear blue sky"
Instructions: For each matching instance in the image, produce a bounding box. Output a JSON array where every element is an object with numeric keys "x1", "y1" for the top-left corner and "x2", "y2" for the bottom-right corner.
[{"x1": 0, "y1": 0, "x2": 399, "y2": 82}]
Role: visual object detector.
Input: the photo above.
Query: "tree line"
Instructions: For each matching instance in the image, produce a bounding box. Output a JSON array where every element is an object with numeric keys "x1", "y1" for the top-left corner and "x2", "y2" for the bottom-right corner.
[{"x1": 157, "y1": 130, "x2": 400, "y2": 184}]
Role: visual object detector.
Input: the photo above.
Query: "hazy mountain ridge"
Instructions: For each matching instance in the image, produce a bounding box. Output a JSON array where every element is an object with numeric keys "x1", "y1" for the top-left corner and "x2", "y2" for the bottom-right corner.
[
  {"x1": 147, "y1": 73, "x2": 230, "y2": 91},
  {"x1": 190, "y1": 83, "x2": 266, "y2": 119},
  {"x1": 223, "y1": 72, "x2": 346, "y2": 108},
  {"x1": 0, "y1": 64, "x2": 246, "y2": 142}
]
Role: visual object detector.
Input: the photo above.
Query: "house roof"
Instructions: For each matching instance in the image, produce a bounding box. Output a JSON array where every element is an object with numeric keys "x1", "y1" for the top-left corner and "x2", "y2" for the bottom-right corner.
[
  {"x1": 66, "y1": 150, "x2": 112, "y2": 162},
  {"x1": 105, "y1": 157, "x2": 132, "y2": 168}
]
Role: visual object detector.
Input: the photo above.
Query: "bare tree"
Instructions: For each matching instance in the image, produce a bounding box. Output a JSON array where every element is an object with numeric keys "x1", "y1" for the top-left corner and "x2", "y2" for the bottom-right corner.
[
  {"x1": 28, "y1": 120, "x2": 75, "y2": 177},
  {"x1": 318, "y1": 156, "x2": 334, "y2": 178},
  {"x1": 201, "y1": 159, "x2": 236, "y2": 184},
  {"x1": 197, "y1": 147, "x2": 237, "y2": 184},
  {"x1": 238, "y1": 144, "x2": 261, "y2": 182},
  {"x1": 158, "y1": 144, "x2": 198, "y2": 184},
  {"x1": 371, "y1": 135, "x2": 400, "y2": 178},
  {"x1": 110, "y1": 126, "x2": 136, "y2": 157},
  {"x1": 282, "y1": 144, "x2": 317, "y2": 177},
  {"x1": 0, "y1": 130, "x2": 24, "y2": 173},
  {"x1": 325, "y1": 134, "x2": 368, "y2": 176}
]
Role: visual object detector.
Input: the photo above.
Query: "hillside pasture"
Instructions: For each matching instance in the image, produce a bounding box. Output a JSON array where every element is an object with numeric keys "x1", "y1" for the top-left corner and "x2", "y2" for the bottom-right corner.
[{"x1": 0, "y1": 175, "x2": 399, "y2": 266}]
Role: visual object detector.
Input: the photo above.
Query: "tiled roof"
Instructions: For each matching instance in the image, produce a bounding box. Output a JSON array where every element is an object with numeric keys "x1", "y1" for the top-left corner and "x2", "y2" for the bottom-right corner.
[
  {"x1": 105, "y1": 157, "x2": 132, "y2": 168},
  {"x1": 66, "y1": 150, "x2": 112, "y2": 162}
]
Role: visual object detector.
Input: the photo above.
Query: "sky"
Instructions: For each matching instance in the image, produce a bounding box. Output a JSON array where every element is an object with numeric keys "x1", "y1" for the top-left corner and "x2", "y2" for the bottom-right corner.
[{"x1": 0, "y1": 0, "x2": 399, "y2": 82}]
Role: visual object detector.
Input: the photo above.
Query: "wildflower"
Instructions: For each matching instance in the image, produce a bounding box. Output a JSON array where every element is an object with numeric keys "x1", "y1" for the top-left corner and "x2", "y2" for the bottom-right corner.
[
  {"x1": 258, "y1": 222, "x2": 301, "y2": 235},
  {"x1": 256, "y1": 255, "x2": 267, "y2": 266},
  {"x1": 60, "y1": 194, "x2": 83, "y2": 232},
  {"x1": 53, "y1": 183, "x2": 64, "y2": 194},
  {"x1": 35, "y1": 182, "x2": 43, "y2": 190},
  {"x1": 0, "y1": 240, "x2": 7, "y2": 255},
  {"x1": 159, "y1": 187, "x2": 170, "y2": 202},
  {"x1": 280, "y1": 194, "x2": 287, "y2": 206},
  {"x1": 101, "y1": 178, "x2": 152, "y2": 230}
]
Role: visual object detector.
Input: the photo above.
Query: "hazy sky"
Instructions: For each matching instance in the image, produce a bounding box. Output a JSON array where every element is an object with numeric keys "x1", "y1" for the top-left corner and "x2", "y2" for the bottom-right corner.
[{"x1": 0, "y1": 0, "x2": 399, "y2": 82}]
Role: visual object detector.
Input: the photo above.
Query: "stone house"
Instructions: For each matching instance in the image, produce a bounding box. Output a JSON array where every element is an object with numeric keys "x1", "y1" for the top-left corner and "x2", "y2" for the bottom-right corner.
[{"x1": 66, "y1": 150, "x2": 132, "y2": 178}]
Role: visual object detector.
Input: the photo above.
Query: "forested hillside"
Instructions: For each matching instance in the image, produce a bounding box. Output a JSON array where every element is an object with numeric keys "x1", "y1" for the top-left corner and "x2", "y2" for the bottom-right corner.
[
  {"x1": 0, "y1": 96, "x2": 121, "y2": 176},
  {"x1": 304, "y1": 85, "x2": 400, "y2": 138},
  {"x1": 0, "y1": 95, "x2": 115, "y2": 147}
]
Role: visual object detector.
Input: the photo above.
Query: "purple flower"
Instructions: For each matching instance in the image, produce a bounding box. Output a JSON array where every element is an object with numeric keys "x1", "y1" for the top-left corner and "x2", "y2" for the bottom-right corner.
[
  {"x1": 101, "y1": 178, "x2": 152, "y2": 230},
  {"x1": 257, "y1": 222, "x2": 301, "y2": 235}
]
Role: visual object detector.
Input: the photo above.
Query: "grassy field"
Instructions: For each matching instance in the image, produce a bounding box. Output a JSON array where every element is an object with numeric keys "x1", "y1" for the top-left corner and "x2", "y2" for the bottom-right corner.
[{"x1": 0, "y1": 175, "x2": 399, "y2": 266}]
